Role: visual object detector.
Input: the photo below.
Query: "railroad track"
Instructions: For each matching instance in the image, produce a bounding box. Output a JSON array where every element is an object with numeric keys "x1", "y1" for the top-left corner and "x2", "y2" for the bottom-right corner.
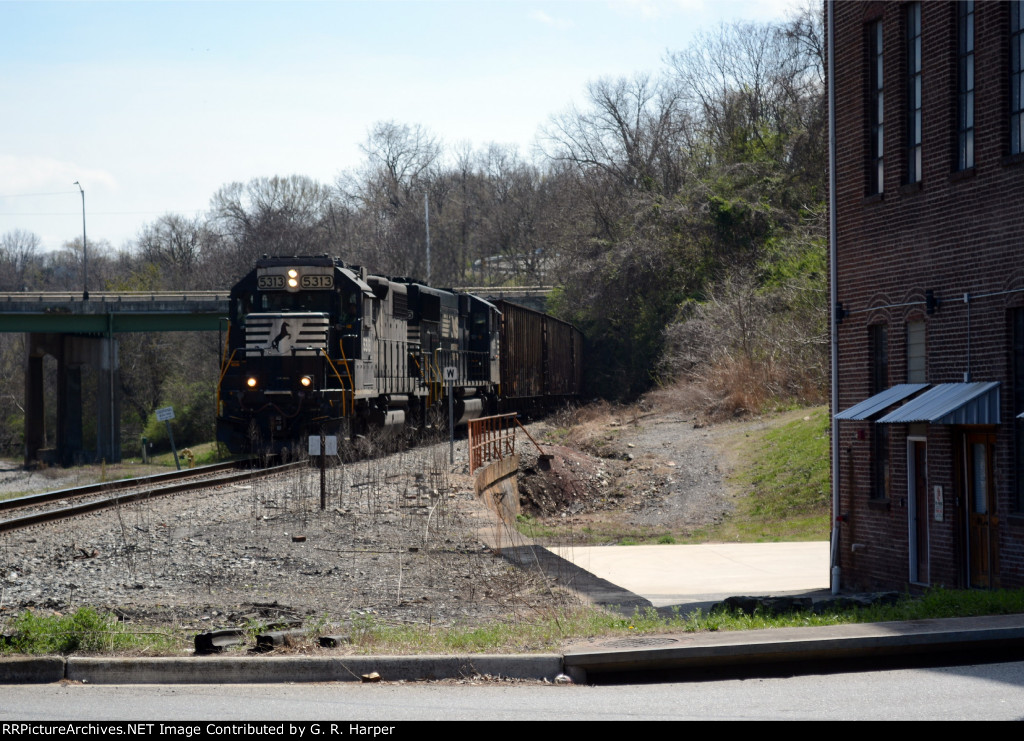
[{"x1": 0, "y1": 460, "x2": 306, "y2": 534}]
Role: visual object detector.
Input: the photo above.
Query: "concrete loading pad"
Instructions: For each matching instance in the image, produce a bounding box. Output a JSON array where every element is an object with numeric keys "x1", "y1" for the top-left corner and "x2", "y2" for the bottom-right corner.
[{"x1": 548, "y1": 542, "x2": 831, "y2": 609}]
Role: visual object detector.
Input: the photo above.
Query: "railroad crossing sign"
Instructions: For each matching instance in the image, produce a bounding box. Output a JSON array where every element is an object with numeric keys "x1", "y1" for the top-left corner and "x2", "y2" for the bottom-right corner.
[{"x1": 443, "y1": 366, "x2": 457, "y2": 382}]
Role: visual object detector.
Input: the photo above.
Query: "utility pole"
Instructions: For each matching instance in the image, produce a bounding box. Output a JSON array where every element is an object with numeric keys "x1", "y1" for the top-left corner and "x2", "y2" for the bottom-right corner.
[{"x1": 424, "y1": 190, "x2": 431, "y2": 285}]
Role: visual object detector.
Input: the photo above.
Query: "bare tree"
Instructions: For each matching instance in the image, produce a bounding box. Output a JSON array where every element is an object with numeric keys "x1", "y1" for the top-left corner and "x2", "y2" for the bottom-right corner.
[
  {"x1": 339, "y1": 121, "x2": 442, "y2": 278},
  {"x1": 0, "y1": 230, "x2": 42, "y2": 291},
  {"x1": 136, "y1": 214, "x2": 214, "y2": 289},
  {"x1": 667, "y1": 19, "x2": 822, "y2": 168},
  {"x1": 208, "y1": 175, "x2": 339, "y2": 282},
  {"x1": 543, "y1": 75, "x2": 690, "y2": 195}
]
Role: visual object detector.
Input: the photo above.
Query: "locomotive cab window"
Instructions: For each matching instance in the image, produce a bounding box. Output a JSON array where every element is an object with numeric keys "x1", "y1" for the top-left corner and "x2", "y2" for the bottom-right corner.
[
  {"x1": 470, "y1": 311, "x2": 488, "y2": 339},
  {"x1": 258, "y1": 291, "x2": 334, "y2": 314},
  {"x1": 232, "y1": 296, "x2": 253, "y2": 326},
  {"x1": 338, "y1": 291, "x2": 360, "y2": 329}
]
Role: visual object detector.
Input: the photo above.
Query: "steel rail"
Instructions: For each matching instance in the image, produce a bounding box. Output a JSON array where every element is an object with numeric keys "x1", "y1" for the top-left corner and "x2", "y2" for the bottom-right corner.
[
  {"x1": 0, "y1": 461, "x2": 306, "y2": 534},
  {"x1": 0, "y1": 460, "x2": 252, "y2": 514}
]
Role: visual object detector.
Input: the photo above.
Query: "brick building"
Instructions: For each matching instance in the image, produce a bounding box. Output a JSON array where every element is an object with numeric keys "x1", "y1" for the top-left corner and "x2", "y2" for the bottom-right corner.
[{"x1": 829, "y1": 1, "x2": 1024, "y2": 590}]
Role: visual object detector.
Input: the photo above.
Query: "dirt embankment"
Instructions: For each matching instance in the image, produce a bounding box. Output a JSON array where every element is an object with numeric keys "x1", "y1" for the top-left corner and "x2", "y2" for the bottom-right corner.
[{"x1": 516, "y1": 402, "x2": 740, "y2": 542}]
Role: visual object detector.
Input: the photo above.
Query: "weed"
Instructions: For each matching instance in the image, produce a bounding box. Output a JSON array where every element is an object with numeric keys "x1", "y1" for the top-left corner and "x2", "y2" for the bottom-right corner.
[{"x1": 2, "y1": 607, "x2": 183, "y2": 655}]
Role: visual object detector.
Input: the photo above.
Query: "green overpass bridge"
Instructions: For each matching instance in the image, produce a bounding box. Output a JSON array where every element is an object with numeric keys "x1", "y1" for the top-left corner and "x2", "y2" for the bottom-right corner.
[
  {"x1": 0, "y1": 292, "x2": 229, "y2": 466},
  {"x1": 0, "y1": 287, "x2": 551, "y2": 466}
]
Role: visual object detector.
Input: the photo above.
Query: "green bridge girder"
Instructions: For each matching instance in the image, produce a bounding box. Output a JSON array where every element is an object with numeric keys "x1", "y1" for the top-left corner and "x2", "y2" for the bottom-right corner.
[{"x1": 0, "y1": 292, "x2": 230, "y2": 334}]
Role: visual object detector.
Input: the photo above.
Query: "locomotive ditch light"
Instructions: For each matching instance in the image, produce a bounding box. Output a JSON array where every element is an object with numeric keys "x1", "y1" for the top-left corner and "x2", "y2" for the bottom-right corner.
[
  {"x1": 246, "y1": 376, "x2": 258, "y2": 388},
  {"x1": 300, "y1": 375, "x2": 313, "y2": 387}
]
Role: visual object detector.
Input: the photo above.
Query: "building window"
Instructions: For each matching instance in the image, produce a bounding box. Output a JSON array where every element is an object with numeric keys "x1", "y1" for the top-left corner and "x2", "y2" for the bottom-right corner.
[
  {"x1": 958, "y1": 1, "x2": 975, "y2": 169},
  {"x1": 870, "y1": 324, "x2": 890, "y2": 500},
  {"x1": 868, "y1": 19, "x2": 885, "y2": 194},
  {"x1": 907, "y1": 3, "x2": 922, "y2": 182},
  {"x1": 1013, "y1": 1, "x2": 1024, "y2": 154},
  {"x1": 907, "y1": 320, "x2": 926, "y2": 383},
  {"x1": 869, "y1": 324, "x2": 889, "y2": 393}
]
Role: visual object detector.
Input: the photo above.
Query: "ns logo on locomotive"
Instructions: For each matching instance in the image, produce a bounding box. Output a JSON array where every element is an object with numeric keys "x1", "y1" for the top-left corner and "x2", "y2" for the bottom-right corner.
[{"x1": 216, "y1": 255, "x2": 582, "y2": 455}]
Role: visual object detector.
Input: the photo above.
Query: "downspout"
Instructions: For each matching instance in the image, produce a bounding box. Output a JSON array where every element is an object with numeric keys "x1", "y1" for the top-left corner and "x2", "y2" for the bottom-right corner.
[{"x1": 828, "y1": 0, "x2": 841, "y2": 594}]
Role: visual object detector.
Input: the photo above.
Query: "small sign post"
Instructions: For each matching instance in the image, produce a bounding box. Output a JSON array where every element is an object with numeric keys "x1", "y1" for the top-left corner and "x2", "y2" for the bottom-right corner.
[
  {"x1": 309, "y1": 434, "x2": 338, "y2": 510},
  {"x1": 444, "y1": 365, "x2": 457, "y2": 464},
  {"x1": 155, "y1": 406, "x2": 180, "y2": 470},
  {"x1": 319, "y1": 430, "x2": 326, "y2": 510}
]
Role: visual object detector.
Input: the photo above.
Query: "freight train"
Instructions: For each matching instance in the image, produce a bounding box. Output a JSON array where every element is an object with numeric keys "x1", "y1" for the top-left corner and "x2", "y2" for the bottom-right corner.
[{"x1": 216, "y1": 255, "x2": 583, "y2": 455}]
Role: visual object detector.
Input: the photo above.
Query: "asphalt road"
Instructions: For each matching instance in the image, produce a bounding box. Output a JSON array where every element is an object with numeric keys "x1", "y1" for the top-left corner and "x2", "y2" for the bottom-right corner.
[{"x1": 3, "y1": 659, "x2": 1023, "y2": 720}]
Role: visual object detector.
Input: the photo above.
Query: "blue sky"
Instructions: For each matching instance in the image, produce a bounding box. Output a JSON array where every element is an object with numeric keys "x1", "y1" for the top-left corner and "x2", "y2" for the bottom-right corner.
[{"x1": 0, "y1": 0, "x2": 800, "y2": 251}]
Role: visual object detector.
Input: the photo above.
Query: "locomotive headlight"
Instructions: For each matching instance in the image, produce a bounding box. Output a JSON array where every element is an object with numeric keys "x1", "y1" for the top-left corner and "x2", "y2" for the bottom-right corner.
[
  {"x1": 300, "y1": 375, "x2": 313, "y2": 387},
  {"x1": 246, "y1": 377, "x2": 258, "y2": 388},
  {"x1": 287, "y1": 269, "x2": 299, "y2": 288}
]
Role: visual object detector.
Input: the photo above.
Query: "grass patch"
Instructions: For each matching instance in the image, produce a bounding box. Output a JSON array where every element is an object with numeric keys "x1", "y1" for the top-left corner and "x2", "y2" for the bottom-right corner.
[
  {"x1": 520, "y1": 518, "x2": 696, "y2": 546},
  {"x1": 515, "y1": 514, "x2": 560, "y2": 539},
  {"x1": 1, "y1": 607, "x2": 185, "y2": 655},
  {"x1": 710, "y1": 406, "x2": 831, "y2": 542},
  {"x1": 4, "y1": 588, "x2": 1024, "y2": 656},
  {"x1": 147, "y1": 441, "x2": 225, "y2": 468},
  {"x1": 576, "y1": 522, "x2": 682, "y2": 545},
  {"x1": 316, "y1": 587, "x2": 1024, "y2": 654}
]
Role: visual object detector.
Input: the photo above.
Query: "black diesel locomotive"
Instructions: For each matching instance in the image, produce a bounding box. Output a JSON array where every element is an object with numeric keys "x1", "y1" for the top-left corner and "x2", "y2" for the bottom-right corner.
[{"x1": 216, "y1": 255, "x2": 582, "y2": 454}]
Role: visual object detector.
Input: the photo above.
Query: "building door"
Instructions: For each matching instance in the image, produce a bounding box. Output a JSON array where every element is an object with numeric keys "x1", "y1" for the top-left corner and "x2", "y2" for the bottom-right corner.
[
  {"x1": 964, "y1": 432, "x2": 998, "y2": 587},
  {"x1": 908, "y1": 438, "x2": 928, "y2": 584}
]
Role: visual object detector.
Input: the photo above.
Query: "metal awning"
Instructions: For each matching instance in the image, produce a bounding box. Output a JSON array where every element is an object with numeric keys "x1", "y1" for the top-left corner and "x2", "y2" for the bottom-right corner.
[
  {"x1": 834, "y1": 384, "x2": 928, "y2": 420},
  {"x1": 876, "y1": 382, "x2": 1000, "y2": 425}
]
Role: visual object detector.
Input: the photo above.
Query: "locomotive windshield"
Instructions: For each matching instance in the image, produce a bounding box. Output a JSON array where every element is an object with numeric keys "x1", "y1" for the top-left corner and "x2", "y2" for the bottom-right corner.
[
  {"x1": 255, "y1": 291, "x2": 335, "y2": 314},
  {"x1": 232, "y1": 290, "x2": 336, "y2": 326}
]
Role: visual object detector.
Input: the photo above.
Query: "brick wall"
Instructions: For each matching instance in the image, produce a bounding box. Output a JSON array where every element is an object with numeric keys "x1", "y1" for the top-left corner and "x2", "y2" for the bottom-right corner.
[{"x1": 831, "y1": 1, "x2": 1024, "y2": 589}]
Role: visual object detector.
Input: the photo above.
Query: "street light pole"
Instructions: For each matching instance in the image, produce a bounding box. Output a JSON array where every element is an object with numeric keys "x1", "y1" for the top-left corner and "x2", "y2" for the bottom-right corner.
[{"x1": 73, "y1": 181, "x2": 88, "y2": 300}]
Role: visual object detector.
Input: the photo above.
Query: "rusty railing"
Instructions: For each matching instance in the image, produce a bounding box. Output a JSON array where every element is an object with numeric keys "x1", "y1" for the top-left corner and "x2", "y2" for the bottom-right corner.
[
  {"x1": 468, "y1": 413, "x2": 549, "y2": 474},
  {"x1": 468, "y1": 414, "x2": 518, "y2": 475}
]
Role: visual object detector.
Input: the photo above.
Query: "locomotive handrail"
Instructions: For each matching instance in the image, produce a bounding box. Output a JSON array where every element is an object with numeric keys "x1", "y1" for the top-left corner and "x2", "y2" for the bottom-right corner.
[
  {"x1": 217, "y1": 347, "x2": 239, "y2": 413},
  {"x1": 321, "y1": 352, "x2": 352, "y2": 415},
  {"x1": 333, "y1": 340, "x2": 355, "y2": 416}
]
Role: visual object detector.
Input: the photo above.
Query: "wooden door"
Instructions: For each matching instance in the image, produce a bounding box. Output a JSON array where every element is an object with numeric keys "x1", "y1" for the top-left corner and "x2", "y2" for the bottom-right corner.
[{"x1": 965, "y1": 432, "x2": 998, "y2": 588}]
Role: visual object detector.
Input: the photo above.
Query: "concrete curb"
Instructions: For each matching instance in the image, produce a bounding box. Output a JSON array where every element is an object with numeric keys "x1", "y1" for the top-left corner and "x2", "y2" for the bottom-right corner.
[
  {"x1": 62, "y1": 654, "x2": 564, "y2": 684},
  {"x1": 563, "y1": 614, "x2": 1024, "y2": 677},
  {"x1": 0, "y1": 657, "x2": 64, "y2": 683}
]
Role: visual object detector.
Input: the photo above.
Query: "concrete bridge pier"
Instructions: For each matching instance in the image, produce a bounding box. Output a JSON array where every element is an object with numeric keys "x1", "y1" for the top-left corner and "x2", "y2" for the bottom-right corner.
[{"x1": 25, "y1": 333, "x2": 120, "y2": 466}]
